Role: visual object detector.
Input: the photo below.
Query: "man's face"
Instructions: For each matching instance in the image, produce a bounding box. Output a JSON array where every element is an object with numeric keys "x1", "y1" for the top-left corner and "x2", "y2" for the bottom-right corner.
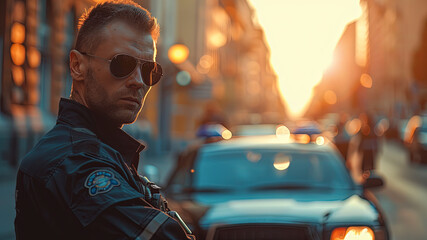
[{"x1": 84, "y1": 20, "x2": 156, "y2": 127}]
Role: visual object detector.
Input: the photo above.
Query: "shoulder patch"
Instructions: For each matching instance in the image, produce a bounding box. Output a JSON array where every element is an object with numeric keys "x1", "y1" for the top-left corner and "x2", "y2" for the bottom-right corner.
[{"x1": 84, "y1": 170, "x2": 120, "y2": 196}]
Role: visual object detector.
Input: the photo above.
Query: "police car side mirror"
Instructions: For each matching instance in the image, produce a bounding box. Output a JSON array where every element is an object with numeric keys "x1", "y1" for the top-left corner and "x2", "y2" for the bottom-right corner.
[{"x1": 363, "y1": 171, "x2": 385, "y2": 189}]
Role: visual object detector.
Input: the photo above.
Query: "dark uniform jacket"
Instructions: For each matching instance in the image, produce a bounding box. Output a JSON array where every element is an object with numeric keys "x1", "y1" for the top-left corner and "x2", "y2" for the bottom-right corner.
[{"x1": 15, "y1": 98, "x2": 193, "y2": 240}]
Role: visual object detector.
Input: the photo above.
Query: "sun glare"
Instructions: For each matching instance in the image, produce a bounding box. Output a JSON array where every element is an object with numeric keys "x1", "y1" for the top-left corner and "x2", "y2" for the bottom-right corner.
[{"x1": 249, "y1": 0, "x2": 362, "y2": 118}]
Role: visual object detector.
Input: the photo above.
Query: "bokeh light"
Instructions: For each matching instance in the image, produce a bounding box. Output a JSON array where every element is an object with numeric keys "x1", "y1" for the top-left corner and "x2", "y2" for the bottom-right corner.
[
  {"x1": 168, "y1": 44, "x2": 189, "y2": 64},
  {"x1": 10, "y1": 43, "x2": 26, "y2": 65},
  {"x1": 11, "y1": 66, "x2": 24, "y2": 86},
  {"x1": 176, "y1": 71, "x2": 191, "y2": 86},
  {"x1": 315, "y1": 136, "x2": 325, "y2": 145},
  {"x1": 27, "y1": 47, "x2": 41, "y2": 68},
  {"x1": 11, "y1": 22, "x2": 25, "y2": 44},
  {"x1": 273, "y1": 154, "x2": 291, "y2": 171},
  {"x1": 276, "y1": 125, "x2": 290, "y2": 139},
  {"x1": 345, "y1": 118, "x2": 362, "y2": 136},
  {"x1": 324, "y1": 90, "x2": 337, "y2": 105},
  {"x1": 360, "y1": 73, "x2": 373, "y2": 88},
  {"x1": 221, "y1": 129, "x2": 232, "y2": 140}
]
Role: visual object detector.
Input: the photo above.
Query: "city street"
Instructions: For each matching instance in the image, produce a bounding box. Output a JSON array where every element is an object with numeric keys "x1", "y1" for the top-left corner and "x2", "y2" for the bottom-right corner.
[
  {"x1": 1, "y1": 140, "x2": 427, "y2": 239},
  {"x1": 372, "y1": 140, "x2": 427, "y2": 240},
  {"x1": 1, "y1": 0, "x2": 426, "y2": 239}
]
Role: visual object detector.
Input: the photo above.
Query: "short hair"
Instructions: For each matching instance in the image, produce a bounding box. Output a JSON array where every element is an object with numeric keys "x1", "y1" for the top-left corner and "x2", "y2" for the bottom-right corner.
[{"x1": 74, "y1": 0, "x2": 160, "y2": 53}]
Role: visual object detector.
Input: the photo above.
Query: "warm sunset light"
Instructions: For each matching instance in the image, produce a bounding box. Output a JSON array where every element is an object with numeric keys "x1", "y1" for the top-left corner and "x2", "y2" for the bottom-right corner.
[{"x1": 249, "y1": 0, "x2": 362, "y2": 118}]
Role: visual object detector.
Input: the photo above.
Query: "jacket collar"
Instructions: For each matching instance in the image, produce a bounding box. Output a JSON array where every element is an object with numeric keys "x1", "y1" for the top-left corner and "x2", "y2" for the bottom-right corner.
[{"x1": 57, "y1": 98, "x2": 145, "y2": 167}]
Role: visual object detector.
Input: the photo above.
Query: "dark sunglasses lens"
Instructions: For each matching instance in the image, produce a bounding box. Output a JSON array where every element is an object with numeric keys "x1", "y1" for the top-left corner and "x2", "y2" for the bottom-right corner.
[
  {"x1": 141, "y1": 62, "x2": 163, "y2": 86},
  {"x1": 110, "y1": 55, "x2": 137, "y2": 78}
]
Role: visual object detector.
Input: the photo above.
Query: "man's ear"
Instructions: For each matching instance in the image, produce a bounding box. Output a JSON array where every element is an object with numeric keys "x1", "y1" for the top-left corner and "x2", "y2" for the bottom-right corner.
[{"x1": 69, "y1": 50, "x2": 87, "y2": 81}]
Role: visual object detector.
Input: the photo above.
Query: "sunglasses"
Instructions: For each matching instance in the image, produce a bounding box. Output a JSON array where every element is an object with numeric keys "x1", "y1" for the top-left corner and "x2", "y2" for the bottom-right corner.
[{"x1": 81, "y1": 52, "x2": 163, "y2": 86}]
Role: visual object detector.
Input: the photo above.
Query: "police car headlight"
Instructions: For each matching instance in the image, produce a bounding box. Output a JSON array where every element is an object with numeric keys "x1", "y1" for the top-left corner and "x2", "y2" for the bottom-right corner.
[{"x1": 330, "y1": 226, "x2": 375, "y2": 240}]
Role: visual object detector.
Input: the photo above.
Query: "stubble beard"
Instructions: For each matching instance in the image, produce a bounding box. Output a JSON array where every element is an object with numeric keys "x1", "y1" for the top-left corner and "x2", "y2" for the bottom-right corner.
[{"x1": 85, "y1": 69, "x2": 142, "y2": 128}]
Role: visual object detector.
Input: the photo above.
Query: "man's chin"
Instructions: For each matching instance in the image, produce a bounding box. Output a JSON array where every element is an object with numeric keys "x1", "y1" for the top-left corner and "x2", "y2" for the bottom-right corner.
[
  {"x1": 121, "y1": 118, "x2": 137, "y2": 125},
  {"x1": 95, "y1": 108, "x2": 140, "y2": 128},
  {"x1": 115, "y1": 111, "x2": 139, "y2": 125}
]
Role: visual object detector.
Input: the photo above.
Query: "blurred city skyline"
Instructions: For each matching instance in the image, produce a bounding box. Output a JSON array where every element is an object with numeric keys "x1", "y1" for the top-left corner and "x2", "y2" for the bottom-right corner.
[{"x1": 249, "y1": 0, "x2": 362, "y2": 118}]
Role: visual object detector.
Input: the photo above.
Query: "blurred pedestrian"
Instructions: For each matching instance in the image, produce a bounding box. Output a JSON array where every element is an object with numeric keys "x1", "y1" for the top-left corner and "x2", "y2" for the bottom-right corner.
[
  {"x1": 357, "y1": 113, "x2": 379, "y2": 173},
  {"x1": 14, "y1": 1, "x2": 194, "y2": 239},
  {"x1": 334, "y1": 112, "x2": 351, "y2": 161}
]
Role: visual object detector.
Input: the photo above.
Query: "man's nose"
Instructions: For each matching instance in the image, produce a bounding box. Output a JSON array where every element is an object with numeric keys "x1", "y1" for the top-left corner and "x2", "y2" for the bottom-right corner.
[{"x1": 126, "y1": 66, "x2": 145, "y2": 89}]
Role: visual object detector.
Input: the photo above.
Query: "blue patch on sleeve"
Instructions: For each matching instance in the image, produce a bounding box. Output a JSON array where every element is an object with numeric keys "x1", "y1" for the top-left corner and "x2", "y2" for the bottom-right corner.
[{"x1": 84, "y1": 170, "x2": 120, "y2": 196}]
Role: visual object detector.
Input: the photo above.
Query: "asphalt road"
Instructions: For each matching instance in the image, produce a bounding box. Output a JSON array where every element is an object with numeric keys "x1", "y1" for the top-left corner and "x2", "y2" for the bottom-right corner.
[{"x1": 372, "y1": 140, "x2": 427, "y2": 240}]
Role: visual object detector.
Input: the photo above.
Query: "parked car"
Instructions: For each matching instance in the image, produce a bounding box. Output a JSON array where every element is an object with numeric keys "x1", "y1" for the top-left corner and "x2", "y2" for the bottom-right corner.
[
  {"x1": 403, "y1": 115, "x2": 427, "y2": 164},
  {"x1": 162, "y1": 134, "x2": 389, "y2": 240}
]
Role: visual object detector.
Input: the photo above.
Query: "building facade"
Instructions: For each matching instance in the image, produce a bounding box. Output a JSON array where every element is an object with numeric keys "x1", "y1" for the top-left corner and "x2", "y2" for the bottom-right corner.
[
  {"x1": 0, "y1": 0, "x2": 157, "y2": 166},
  {"x1": 306, "y1": 0, "x2": 427, "y2": 120},
  {"x1": 0, "y1": 0, "x2": 286, "y2": 166},
  {"x1": 152, "y1": 0, "x2": 286, "y2": 150}
]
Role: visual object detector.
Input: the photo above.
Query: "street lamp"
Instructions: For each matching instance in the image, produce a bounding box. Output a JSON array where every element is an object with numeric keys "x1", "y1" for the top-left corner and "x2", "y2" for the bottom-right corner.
[
  {"x1": 168, "y1": 44, "x2": 189, "y2": 64},
  {"x1": 168, "y1": 44, "x2": 192, "y2": 86},
  {"x1": 158, "y1": 44, "x2": 190, "y2": 151}
]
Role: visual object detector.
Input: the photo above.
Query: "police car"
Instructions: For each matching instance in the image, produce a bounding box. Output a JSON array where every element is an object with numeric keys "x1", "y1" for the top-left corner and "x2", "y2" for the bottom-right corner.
[{"x1": 162, "y1": 125, "x2": 390, "y2": 240}]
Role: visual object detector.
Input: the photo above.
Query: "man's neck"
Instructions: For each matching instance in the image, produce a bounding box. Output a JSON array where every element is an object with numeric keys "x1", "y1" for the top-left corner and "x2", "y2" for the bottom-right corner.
[
  {"x1": 92, "y1": 111, "x2": 123, "y2": 129},
  {"x1": 70, "y1": 91, "x2": 89, "y2": 109},
  {"x1": 69, "y1": 93, "x2": 123, "y2": 129}
]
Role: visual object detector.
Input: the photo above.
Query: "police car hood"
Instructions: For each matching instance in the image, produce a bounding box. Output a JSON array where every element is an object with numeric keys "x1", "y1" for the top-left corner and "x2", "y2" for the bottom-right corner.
[{"x1": 175, "y1": 190, "x2": 380, "y2": 227}]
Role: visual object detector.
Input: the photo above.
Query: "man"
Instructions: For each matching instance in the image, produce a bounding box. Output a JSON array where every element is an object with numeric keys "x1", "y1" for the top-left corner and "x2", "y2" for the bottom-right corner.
[{"x1": 14, "y1": 1, "x2": 194, "y2": 239}]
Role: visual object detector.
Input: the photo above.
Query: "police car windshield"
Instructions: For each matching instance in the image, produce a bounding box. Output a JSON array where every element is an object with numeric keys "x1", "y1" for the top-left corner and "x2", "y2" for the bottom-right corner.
[{"x1": 192, "y1": 149, "x2": 354, "y2": 191}]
